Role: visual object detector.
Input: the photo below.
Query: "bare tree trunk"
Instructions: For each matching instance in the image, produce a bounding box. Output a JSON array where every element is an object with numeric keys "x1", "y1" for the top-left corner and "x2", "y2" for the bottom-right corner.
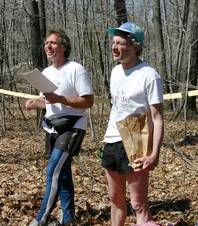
[
  {"x1": 74, "y1": 0, "x2": 83, "y2": 62},
  {"x1": 114, "y1": 0, "x2": 128, "y2": 26},
  {"x1": 27, "y1": 0, "x2": 45, "y2": 127},
  {"x1": 151, "y1": 0, "x2": 167, "y2": 89},
  {"x1": 173, "y1": 0, "x2": 190, "y2": 89},
  {"x1": 62, "y1": 0, "x2": 67, "y2": 28},
  {"x1": 0, "y1": 0, "x2": 5, "y2": 82},
  {"x1": 187, "y1": 0, "x2": 198, "y2": 114},
  {"x1": 143, "y1": 0, "x2": 151, "y2": 59},
  {"x1": 161, "y1": 0, "x2": 176, "y2": 110},
  {"x1": 28, "y1": 0, "x2": 43, "y2": 70},
  {"x1": 38, "y1": 0, "x2": 47, "y2": 68},
  {"x1": 0, "y1": 0, "x2": 6, "y2": 134}
]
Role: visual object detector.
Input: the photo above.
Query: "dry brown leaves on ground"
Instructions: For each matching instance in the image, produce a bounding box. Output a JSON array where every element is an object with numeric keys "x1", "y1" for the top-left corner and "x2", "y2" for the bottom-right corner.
[{"x1": 0, "y1": 110, "x2": 197, "y2": 226}]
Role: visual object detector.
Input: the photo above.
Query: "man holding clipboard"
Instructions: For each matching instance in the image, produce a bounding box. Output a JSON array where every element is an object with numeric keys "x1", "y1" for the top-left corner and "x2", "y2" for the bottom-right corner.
[{"x1": 26, "y1": 29, "x2": 94, "y2": 226}]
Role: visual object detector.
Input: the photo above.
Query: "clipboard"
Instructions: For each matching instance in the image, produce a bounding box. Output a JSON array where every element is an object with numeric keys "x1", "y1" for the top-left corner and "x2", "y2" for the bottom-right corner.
[{"x1": 20, "y1": 68, "x2": 58, "y2": 93}]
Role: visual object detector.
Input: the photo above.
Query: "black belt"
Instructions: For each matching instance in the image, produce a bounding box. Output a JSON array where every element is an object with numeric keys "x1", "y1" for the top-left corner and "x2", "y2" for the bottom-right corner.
[{"x1": 44, "y1": 115, "x2": 82, "y2": 134}]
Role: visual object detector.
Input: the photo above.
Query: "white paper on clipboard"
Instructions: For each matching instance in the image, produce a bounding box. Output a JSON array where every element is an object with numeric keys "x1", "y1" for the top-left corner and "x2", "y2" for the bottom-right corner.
[{"x1": 20, "y1": 68, "x2": 58, "y2": 93}]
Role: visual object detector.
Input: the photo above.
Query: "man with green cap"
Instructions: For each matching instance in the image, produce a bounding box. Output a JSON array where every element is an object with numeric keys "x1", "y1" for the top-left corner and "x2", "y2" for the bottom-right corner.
[{"x1": 101, "y1": 22, "x2": 164, "y2": 226}]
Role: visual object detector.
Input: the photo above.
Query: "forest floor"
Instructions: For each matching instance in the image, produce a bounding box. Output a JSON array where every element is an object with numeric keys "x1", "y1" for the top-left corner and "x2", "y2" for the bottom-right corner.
[{"x1": 0, "y1": 102, "x2": 198, "y2": 226}]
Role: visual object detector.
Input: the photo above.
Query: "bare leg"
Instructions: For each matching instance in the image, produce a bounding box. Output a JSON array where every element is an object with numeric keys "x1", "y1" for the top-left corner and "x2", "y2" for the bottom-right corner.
[
  {"x1": 106, "y1": 170, "x2": 127, "y2": 226},
  {"x1": 127, "y1": 170, "x2": 152, "y2": 224}
]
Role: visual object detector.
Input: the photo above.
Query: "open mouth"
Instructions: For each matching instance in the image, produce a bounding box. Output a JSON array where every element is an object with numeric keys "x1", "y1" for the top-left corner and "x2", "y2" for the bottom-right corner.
[
  {"x1": 113, "y1": 50, "x2": 120, "y2": 57},
  {"x1": 46, "y1": 51, "x2": 54, "y2": 56},
  {"x1": 113, "y1": 53, "x2": 120, "y2": 57}
]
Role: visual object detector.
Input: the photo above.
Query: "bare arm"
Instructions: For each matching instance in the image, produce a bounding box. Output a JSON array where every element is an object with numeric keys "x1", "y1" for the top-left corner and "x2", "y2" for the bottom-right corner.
[
  {"x1": 44, "y1": 92, "x2": 94, "y2": 108},
  {"x1": 150, "y1": 103, "x2": 164, "y2": 161},
  {"x1": 134, "y1": 103, "x2": 164, "y2": 171}
]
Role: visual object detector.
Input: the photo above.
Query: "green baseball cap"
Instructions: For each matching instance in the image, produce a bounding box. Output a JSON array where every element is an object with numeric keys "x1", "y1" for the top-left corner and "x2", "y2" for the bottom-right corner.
[{"x1": 107, "y1": 22, "x2": 144, "y2": 45}]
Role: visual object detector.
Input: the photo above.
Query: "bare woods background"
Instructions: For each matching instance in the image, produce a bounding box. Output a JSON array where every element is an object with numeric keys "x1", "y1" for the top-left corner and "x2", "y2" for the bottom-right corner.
[
  {"x1": 0, "y1": 0, "x2": 198, "y2": 127},
  {"x1": 0, "y1": 1, "x2": 198, "y2": 226}
]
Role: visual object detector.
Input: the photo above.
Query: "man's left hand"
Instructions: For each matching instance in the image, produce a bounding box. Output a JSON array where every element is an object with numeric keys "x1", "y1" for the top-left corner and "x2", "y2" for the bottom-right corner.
[{"x1": 133, "y1": 155, "x2": 159, "y2": 171}]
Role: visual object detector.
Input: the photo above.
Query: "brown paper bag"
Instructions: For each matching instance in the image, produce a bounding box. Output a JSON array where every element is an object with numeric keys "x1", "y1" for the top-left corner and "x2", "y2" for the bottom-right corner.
[{"x1": 116, "y1": 114, "x2": 153, "y2": 169}]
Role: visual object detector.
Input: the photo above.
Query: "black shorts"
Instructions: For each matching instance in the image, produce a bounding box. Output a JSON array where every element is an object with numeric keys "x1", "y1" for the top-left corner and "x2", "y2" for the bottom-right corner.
[
  {"x1": 101, "y1": 141, "x2": 133, "y2": 174},
  {"x1": 45, "y1": 128, "x2": 85, "y2": 159}
]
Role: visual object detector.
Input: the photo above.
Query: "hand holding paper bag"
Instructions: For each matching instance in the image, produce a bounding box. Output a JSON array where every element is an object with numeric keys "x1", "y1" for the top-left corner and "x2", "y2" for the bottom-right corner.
[{"x1": 116, "y1": 114, "x2": 153, "y2": 170}]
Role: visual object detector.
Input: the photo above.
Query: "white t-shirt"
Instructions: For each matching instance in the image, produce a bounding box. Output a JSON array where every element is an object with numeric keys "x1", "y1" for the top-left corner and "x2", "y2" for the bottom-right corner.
[
  {"x1": 42, "y1": 60, "x2": 93, "y2": 132},
  {"x1": 104, "y1": 62, "x2": 163, "y2": 143}
]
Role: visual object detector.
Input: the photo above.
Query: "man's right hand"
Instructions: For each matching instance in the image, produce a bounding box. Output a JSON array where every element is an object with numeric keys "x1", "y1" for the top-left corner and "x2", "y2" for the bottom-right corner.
[
  {"x1": 25, "y1": 97, "x2": 46, "y2": 110},
  {"x1": 25, "y1": 99, "x2": 36, "y2": 110}
]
